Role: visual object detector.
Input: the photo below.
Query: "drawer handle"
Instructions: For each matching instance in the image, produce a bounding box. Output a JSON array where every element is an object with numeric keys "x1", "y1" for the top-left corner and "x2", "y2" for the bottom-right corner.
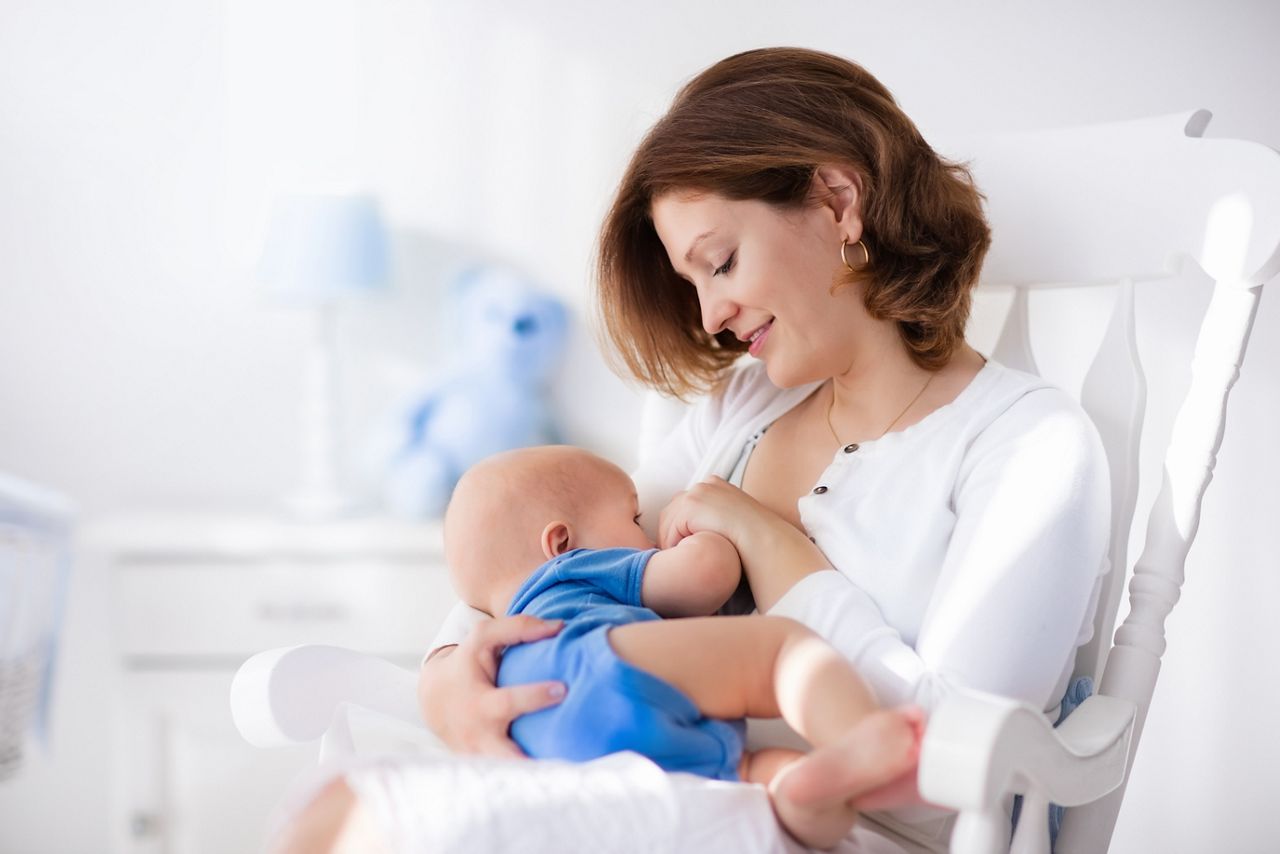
[
  {"x1": 131, "y1": 810, "x2": 163, "y2": 838},
  {"x1": 255, "y1": 602, "x2": 349, "y2": 622}
]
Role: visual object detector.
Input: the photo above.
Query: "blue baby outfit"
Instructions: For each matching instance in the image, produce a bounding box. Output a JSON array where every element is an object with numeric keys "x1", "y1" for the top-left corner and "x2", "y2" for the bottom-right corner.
[{"x1": 496, "y1": 547, "x2": 747, "y2": 781}]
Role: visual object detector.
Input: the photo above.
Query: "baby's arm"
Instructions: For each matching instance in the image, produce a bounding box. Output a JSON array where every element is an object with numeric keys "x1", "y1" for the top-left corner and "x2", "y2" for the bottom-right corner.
[{"x1": 640, "y1": 531, "x2": 742, "y2": 618}]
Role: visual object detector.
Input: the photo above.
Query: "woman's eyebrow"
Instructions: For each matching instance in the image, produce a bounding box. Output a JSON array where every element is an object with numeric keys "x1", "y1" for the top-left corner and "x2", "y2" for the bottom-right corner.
[{"x1": 684, "y1": 230, "x2": 718, "y2": 264}]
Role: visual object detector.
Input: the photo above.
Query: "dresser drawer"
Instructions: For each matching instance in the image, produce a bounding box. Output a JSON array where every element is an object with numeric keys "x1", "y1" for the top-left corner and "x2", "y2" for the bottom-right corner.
[{"x1": 114, "y1": 559, "x2": 458, "y2": 660}]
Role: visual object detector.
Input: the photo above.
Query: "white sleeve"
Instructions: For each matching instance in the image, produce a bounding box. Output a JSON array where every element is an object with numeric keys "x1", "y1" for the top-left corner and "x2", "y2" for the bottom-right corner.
[
  {"x1": 767, "y1": 392, "x2": 1112, "y2": 713},
  {"x1": 420, "y1": 601, "x2": 491, "y2": 667}
]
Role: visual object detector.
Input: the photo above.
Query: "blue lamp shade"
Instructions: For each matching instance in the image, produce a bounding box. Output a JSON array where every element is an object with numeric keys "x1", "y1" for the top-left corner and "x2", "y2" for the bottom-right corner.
[{"x1": 257, "y1": 193, "x2": 391, "y2": 304}]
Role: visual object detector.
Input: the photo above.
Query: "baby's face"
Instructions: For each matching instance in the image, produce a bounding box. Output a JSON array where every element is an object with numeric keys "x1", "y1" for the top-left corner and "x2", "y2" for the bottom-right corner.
[{"x1": 572, "y1": 463, "x2": 656, "y2": 552}]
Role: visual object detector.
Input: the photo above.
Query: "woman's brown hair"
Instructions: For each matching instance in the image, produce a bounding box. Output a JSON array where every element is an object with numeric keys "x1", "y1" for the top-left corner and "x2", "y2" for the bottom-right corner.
[{"x1": 595, "y1": 46, "x2": 991, "y2": 399}]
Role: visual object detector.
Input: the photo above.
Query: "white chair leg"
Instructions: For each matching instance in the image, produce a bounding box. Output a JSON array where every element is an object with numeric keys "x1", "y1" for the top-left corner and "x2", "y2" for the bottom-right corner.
[
  {"x1": 318, "y1": 704, "x2": 356, "y2": 764},
  {"x1": 1010, "y1": 792, "x2": 1051, "y2": 854},
  {"x1": 950, "y1": 808, "x2": 1011, "y2": 854}
]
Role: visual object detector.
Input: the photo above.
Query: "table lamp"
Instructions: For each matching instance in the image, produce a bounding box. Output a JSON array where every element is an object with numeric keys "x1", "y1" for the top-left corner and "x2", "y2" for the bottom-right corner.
[{"x1": 256, "y1": 192, "x2": 390, "y2": 519}]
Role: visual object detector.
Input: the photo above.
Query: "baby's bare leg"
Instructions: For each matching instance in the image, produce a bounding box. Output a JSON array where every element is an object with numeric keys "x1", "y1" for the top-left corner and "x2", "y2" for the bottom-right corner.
[
  {"x1": 271, "y1": 777, "x2": 389, "y2": 854},
  {"x1": 608, "y1": 616, "x2": 918, "y2": 849},
  {"x1": 738, "y1": 748, "x2": 805, "y2": 786},
  {"x1": 608, "y1": 616, "x2": 875, "y2": 739}
]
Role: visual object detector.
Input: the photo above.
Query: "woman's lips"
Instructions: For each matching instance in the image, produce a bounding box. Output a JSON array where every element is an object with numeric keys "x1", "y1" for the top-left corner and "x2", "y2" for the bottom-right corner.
[{"x1": 747, "y1": 320, "x2": 773, "y2": 356}]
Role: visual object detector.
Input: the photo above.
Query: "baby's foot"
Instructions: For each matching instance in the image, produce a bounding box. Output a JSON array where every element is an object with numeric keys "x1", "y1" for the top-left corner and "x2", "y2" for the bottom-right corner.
[
  {"x1": 767, "y1": 707, "x2": 925, "y2": 849},
  {"x1": 768, "y1": 784, "x2": 860, "y2": 851}
]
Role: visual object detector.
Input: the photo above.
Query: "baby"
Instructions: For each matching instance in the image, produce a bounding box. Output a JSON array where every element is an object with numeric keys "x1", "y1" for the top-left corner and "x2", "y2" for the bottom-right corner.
[{"x1": 444, "y1": 444, "x2": 924, "y2": 850}]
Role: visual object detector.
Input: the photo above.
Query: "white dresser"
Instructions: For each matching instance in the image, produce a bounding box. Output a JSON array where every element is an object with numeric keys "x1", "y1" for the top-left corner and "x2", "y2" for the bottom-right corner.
[{"x1": 87, "y1": 512, "x2": 454, "y2": 854}]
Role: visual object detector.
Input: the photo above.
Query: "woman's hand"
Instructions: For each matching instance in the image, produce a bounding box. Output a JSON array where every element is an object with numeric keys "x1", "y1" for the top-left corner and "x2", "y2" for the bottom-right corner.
[
  {"x1": 417, "y1": 615, "x2": 566, "y2": 758},
  {"x1": 656, "y1": 475, "x2": 773, "y2": 549}
]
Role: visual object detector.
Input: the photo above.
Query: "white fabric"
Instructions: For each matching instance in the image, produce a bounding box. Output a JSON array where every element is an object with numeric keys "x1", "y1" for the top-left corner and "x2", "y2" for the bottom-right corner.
[{"x1": 339, "y1": 749, "x2": 916, "y2": 854}]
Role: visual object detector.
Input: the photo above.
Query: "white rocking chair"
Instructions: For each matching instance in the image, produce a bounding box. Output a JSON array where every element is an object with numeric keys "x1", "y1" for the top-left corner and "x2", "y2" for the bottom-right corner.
[{"x1": 230, "y1": 109, "x2": 1280, "y2": 853}]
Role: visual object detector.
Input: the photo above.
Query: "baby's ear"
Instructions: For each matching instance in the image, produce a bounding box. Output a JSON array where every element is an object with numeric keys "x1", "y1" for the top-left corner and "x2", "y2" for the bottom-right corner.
[{"x1": 540, "y1": 522, "x2": 573, "y2": 559}]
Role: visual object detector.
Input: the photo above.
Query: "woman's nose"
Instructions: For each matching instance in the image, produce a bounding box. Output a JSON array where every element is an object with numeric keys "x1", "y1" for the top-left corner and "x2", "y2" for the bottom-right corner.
[{"x1": 699, "y1": 292, "x2": 739, "y2": 337}]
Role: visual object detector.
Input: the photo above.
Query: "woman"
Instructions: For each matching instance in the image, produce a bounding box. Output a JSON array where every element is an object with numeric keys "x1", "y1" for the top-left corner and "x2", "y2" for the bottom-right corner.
[{"x1": 286, "y1": 47, "x2": 1111, "y2": 853}]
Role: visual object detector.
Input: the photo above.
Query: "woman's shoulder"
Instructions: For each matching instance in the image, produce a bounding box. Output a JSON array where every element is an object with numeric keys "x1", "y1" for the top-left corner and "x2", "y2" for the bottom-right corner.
[
  {"x1": 978, "y1": 360, "x2": 1096, "y2": 431},
  {"x1": 963, "y1": 359, "x2": 1109, "y2": 474}
]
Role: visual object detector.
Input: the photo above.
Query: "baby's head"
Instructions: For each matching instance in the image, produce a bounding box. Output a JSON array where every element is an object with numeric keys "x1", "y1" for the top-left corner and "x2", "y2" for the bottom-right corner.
[{"x1": 444, "y1": 445, "x2": 654, "y2": 616}]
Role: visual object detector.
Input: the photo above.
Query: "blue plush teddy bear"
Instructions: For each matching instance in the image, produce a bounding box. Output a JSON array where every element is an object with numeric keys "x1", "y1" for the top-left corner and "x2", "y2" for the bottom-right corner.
[{"x1": 379, "y1": 265, "x2": 569, "y2": 519}]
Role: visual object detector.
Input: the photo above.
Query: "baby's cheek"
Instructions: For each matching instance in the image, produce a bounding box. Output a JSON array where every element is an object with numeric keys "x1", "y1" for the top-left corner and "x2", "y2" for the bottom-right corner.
[{"x1": 630, "y1": 525, "x2": 657, "y2": 550}]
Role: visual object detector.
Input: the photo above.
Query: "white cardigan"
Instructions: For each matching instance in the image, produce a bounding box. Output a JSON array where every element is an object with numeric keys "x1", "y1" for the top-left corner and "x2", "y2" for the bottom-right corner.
[{"x1": 428, "y1": 357, "x2": 1111, "y2": 720}]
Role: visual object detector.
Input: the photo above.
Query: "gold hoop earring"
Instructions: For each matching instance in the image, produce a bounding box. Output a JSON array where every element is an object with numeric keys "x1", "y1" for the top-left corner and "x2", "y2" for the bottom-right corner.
[{"x1": 841, "y1": 238, "x2": 871, "y2": 272}]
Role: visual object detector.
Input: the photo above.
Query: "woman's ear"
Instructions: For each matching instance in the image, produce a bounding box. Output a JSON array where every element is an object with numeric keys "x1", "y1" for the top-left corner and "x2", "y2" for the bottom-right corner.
[
  {"x1": 541, "y1": 522, "x2": 574, "y2": 559},
  {"x1": 812, "y1": 164, "x2": 864, "y2": 240}
]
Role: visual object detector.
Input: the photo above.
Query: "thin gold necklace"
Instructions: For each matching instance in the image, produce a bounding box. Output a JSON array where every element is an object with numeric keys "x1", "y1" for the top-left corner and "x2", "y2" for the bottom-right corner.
[{"x1": 825, "y1": 370, "x2": 936, "y2": 446}]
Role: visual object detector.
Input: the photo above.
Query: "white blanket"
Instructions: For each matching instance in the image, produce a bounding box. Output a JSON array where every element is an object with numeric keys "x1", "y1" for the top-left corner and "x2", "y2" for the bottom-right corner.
[{"x1": 278, "y1": 749, "x2": 928, "y2": 854}]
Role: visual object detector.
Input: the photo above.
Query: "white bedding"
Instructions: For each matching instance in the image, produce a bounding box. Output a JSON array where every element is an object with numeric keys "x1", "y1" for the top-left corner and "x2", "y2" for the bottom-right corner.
[{"x1": 277, "y1": 748, "x2": 932, "y2": 854}]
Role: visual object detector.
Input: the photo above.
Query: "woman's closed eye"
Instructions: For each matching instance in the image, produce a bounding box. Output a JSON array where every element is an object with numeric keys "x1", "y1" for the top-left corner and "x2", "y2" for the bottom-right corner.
[{"x1": 713, "y1": 251, "x2": 736, "y2": 277}]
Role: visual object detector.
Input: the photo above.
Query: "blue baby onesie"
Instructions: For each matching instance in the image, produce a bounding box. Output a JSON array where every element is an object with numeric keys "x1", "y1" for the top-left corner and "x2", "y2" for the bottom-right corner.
[{"x1": 496, "y1": 547, "x2": 747, "y2": 781}]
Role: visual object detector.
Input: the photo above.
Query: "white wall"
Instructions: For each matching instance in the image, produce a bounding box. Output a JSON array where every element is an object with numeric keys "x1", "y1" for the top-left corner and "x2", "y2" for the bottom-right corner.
[{"x1": 1, "y1": 0, "x2": 1276, "y2": 850}]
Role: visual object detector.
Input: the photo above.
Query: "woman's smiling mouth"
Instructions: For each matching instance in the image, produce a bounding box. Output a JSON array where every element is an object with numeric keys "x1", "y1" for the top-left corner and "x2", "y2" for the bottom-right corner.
[{"x1": 747, "y1": 320, "x2": 774, "y2": 356}]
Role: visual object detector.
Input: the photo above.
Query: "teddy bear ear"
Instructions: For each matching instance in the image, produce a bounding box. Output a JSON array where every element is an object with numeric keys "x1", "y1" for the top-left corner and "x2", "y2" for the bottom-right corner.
[{"x1": 540, "y1": 294, "x2": 569, "y2": 330}]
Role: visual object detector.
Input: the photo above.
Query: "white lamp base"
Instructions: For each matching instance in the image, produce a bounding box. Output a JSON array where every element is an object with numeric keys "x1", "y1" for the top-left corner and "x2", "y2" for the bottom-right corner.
[
  {"x1": 286, "y1": 303, "x2": 355, "y2": 521},
  {"x1": 282, "y1": 488, "x2": 362, "y2": 521}
]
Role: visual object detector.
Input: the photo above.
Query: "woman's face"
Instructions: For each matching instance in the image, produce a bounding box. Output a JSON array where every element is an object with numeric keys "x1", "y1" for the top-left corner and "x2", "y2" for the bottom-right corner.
[{"x1": 649, "y1": 184, "x2": 873, "y2": 388}]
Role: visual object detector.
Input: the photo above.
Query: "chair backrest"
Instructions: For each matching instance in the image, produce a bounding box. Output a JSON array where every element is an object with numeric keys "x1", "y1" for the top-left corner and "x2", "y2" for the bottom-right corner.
[{"x1": 931, "y1": 109, "x2": 1279, "y2": 850}]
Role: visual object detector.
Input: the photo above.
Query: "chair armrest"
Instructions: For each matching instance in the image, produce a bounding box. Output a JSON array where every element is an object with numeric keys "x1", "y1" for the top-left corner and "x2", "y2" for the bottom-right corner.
[
  {"x1": 230, "y1": 644, "x2": 424, "y2": 748},
  {"x1": 918, "y1": 686, "x2": 1136, "y2": 854}
]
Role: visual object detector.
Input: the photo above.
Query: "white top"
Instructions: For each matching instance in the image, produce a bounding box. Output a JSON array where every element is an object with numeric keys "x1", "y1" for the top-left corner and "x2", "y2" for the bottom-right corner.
[{"x1": 428, "y1": 357, "x2": 1111, "y2": 718}]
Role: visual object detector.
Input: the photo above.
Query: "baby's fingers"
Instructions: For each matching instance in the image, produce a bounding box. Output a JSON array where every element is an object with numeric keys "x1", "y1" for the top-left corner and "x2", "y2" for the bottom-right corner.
[{"x1": 658, "y1": 504, "x2": 689, "y2": 550}]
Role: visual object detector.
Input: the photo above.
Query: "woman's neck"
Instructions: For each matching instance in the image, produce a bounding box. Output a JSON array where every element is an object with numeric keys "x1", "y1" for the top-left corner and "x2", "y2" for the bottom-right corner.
[{"x1": 826, "y1": 340, "x2": 981, "y2": 443}]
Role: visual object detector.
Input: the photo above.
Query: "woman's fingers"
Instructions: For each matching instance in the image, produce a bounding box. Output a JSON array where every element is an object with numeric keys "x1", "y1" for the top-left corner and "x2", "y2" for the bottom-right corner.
[
  {"x1": 469, "y1": 616, "x2": 568, "y2": 730},
  {"x1": 473, "y1": 615, "x2": 564, "y2": 654},
  {"x1": 481, "y1": 681, "x2": 568, "y2": 728},
  {"x1": 480, "y1": 735, "x2": 534, "y2": 761}
]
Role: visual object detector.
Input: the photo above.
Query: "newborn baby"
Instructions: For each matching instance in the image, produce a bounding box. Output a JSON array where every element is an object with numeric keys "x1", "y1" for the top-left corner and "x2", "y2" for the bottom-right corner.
[{"x1": 443, "y1": 444, "x2": 923, "y2": 850}]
